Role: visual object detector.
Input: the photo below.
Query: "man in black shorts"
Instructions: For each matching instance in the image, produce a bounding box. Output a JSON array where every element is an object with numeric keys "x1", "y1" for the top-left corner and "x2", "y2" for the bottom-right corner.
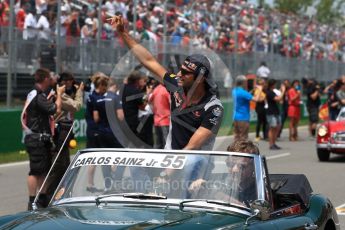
[
  {"x1": 109, "y1": 15, "x2": 223, "y2": 150},
  {"x1": 22, "y1": 68, "x2": 64, "y2": 209},
  {"x1": 306, "y1": 79, "x2": 321, "y2": 137}
]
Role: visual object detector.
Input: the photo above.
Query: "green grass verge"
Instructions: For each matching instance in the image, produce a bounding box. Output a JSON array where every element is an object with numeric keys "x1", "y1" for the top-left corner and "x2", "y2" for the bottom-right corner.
[
  {"x1": 217, "y1": 117, "x2": 309, "y2": 136},
  {"x1": 0, "y1": 141, "x2": 86, "y2": 164},
  {"x1": 0, "y1": 117, "x2": 310, "y2": 164}
]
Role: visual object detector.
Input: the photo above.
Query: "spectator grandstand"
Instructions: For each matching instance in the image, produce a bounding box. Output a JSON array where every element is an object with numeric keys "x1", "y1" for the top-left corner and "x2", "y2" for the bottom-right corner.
[
  {"x1": 0, "y1": 0, "x2": 345, "y2": 103},
  {"x1": 0, "y1": 0, "x2": 344, "y2": 61}
]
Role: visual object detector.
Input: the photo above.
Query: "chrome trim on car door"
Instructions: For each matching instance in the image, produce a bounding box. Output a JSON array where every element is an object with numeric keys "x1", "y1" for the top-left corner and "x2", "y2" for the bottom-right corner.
[
  {"x1": 317, "y1": 143, "x2": 345, "y2": 149},
  {"x1": 254, "y1": 155, "x2": 265, "y2": 201},
  {"x1": 304, "y1": 223, "x2": 318, "y2": 230}
]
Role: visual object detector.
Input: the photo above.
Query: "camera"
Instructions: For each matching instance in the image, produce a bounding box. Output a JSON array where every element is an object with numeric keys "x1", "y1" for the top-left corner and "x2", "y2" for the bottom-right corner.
[
  {"x1": 301, "y1": 77, "x2": 308, "y2": 87},
  {"x1": 83, "y1": 78, "x2": 92, "y2": 92},
  {"x1": 68, "y1": 78, "x2": 92, "y2": 93},
  {"x1": 57, "y1": 71, "x2": 92, "y2": 94}
]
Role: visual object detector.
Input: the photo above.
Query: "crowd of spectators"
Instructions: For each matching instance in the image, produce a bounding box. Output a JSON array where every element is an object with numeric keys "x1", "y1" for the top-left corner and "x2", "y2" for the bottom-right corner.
[{"x1": 0, "y1": 0, "x2": 345, "y2": 63}]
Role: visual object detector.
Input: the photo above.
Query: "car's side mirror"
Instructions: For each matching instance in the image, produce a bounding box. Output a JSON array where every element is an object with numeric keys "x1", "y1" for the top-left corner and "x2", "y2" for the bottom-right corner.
[{"x1": 246, "y1": 199, "x2": 271, "y2": 224}]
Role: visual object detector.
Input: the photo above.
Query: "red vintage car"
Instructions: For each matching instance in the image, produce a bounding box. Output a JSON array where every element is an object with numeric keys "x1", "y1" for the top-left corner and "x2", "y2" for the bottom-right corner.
[{"x1": 316, "y1": 108, "x2": 345, "y2": 161}]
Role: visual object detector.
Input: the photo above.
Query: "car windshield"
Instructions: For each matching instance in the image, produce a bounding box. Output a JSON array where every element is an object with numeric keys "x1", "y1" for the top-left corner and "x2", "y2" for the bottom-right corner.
[{"x1": 52, "y1": 150, "x2": 258, "y2": 209}]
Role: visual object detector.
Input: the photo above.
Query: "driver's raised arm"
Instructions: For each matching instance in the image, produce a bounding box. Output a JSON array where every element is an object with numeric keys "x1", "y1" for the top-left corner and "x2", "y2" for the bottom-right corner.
[{"x1": 108, "y1": 15, "x2": 167, "y2": 82}]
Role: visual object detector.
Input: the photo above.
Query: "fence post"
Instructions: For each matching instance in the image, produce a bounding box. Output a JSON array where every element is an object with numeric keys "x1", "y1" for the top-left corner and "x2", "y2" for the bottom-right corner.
[
  {"x1": 234, "y1": 15, "x2": 238, "y2": 77},
  {"x1": 6, "y1": 0, "x2": 15, "y2": 108},
  {"x1": 96, "y1": 0, "x2": 102, "y2": 71},
  {"x1": 336, "y1": 29, "x2": 340, "y2": 79},
  {"x1": 162, "y1": 0, "x2": 168, "y2": 67},
  {"x1": 253, "y1": 16, "x2": 258, "y2": 73},
  {"x1": 56, "y1": 0, "x2": 62, "y2": 73}
]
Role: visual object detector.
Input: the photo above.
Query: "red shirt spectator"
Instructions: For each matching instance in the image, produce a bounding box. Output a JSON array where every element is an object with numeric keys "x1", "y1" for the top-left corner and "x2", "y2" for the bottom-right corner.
[
  {"x1": 0, "y1": 1, "x2": 9, "y2": 27},
  {"x1": 16, "y1": 8, "x2": 26, "y2": 30},
  {"x1": 287, "y1": 87, "x2": 301, "y2": 118},
  {"x1": 181, "y1": 34, "x2": 190, "y2": 47},
  {"x1": 149, "y1": 84, "x2": 170, "y2": 127},
  {"x1": 66, "y1": 12, "x2": 80, "y2": 45}
]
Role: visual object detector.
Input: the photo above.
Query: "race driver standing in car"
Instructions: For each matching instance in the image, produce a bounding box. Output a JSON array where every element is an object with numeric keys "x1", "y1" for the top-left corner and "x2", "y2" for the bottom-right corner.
[{"x1": 109, "y1": 15, "x2": 223, "y2": 151}]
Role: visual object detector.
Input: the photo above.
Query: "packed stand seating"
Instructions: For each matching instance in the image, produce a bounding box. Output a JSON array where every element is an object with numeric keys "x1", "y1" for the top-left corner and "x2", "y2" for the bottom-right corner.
[{"x1": 0, "y1": 0, "x2": 344, "y2": 63}]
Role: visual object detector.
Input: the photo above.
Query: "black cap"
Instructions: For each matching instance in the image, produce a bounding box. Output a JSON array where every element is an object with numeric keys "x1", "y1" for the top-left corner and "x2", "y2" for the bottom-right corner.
[
  {"x1": 184, "y1": 54, "x2": 217, "y2": 94},
  {"x1": 184, "y1": 54, "x2": 211, "y2": 75}
]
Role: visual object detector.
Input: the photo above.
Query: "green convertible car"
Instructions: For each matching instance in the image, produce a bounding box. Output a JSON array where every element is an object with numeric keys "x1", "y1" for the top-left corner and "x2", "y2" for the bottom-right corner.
[{"x1": 0, "y1": 149, "x2": 340, "y2": 229}]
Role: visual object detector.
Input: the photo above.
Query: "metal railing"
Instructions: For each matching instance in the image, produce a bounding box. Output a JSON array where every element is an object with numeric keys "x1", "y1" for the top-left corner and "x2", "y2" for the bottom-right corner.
[{"x1": 1, "y1": 26, "x2": 345, "y2": 107}]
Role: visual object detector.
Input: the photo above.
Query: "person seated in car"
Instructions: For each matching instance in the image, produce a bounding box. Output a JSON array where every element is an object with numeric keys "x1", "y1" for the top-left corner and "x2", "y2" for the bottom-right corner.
[{"x1": 188, "y1": 140, "x2": 260, "y2": 205}]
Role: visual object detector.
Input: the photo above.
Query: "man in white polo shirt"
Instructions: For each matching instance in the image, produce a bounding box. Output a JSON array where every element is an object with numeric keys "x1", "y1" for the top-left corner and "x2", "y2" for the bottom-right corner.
[{"x1": 256, "y1": 61, "x2": 270, "y2": 79}]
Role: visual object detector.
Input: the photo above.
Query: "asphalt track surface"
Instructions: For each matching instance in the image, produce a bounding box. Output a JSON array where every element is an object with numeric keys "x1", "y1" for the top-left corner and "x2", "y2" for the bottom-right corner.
[{"x1": 0, "y1": 127, "x2": 344, "y2": 229}]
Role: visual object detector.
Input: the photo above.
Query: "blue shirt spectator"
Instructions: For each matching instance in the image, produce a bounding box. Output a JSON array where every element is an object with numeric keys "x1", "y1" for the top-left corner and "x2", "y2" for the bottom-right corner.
[
  {"x1": 85, "y1": 91, "x2": 102, "y2": 131},
  {"x1": 231, "y1": 75, "x2": 262, "y2": 142},
  {"x1": 94, "y1": 91, "x2": 122, "y2": 134},
  {"x1": 171, "y1": 31, "x2": 182, "y2": 45},
  {"x1": 85, "y1": 90, "x2": 103, "y2": 148},
  {"x1": 232, "y1": 84, "x2": 253, "y2": 122}
]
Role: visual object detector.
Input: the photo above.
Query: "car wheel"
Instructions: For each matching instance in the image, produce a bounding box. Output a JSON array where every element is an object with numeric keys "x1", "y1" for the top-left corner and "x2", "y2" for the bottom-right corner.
[{"x1": 317, "y1": 149, "x2": 330, "y2": 161}]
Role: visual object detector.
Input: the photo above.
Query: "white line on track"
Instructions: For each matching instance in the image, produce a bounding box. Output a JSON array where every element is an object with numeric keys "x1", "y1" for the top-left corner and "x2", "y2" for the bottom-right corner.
[
  {"x1": 266, "y1": 152, "x2": 291, "y2": 160},
  {"x1": 0, "y1": 161, "x2": 28, "y2": 168},
  {"x1": 336, "y1": 203, "x2": 345, "y2": 216}
]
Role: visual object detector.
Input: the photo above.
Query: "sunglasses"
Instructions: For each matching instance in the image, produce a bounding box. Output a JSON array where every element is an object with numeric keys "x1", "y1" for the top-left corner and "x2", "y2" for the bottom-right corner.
[{"x1": 180, "y1": 68, "x2": 195, "y2": 76}]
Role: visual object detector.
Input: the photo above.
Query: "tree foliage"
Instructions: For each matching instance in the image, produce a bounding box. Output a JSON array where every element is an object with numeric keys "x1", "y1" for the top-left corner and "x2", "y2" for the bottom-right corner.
[
  {"x1": 274, "y1": 0, "x2": 314, "y2": 14},
  {"x1": 272, "y1": 0, "x2": 345, "y2": 25},
  {"x1": 257, "y1": 0, "x2": 265, "y2": 8},
  {"x1": 316, "y1": 0, "x2": 345, "y2": 24}
]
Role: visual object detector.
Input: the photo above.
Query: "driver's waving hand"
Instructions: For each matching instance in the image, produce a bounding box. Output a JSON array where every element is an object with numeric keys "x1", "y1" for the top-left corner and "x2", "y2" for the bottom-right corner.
[{"x1": 108, "y1": 15, "x2": 223, "y2": 150}]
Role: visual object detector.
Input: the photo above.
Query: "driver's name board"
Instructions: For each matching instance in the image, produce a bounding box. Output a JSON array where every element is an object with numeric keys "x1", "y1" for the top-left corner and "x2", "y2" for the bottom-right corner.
[{"x1": 71, "y1": 152, "x2": 187, "y2": 169}]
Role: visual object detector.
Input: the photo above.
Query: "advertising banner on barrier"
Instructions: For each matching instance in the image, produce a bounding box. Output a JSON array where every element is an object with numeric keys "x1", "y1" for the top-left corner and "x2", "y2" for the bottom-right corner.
[{"x1": 0, "y1": 98, "x2": 314, "y2": 153}]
